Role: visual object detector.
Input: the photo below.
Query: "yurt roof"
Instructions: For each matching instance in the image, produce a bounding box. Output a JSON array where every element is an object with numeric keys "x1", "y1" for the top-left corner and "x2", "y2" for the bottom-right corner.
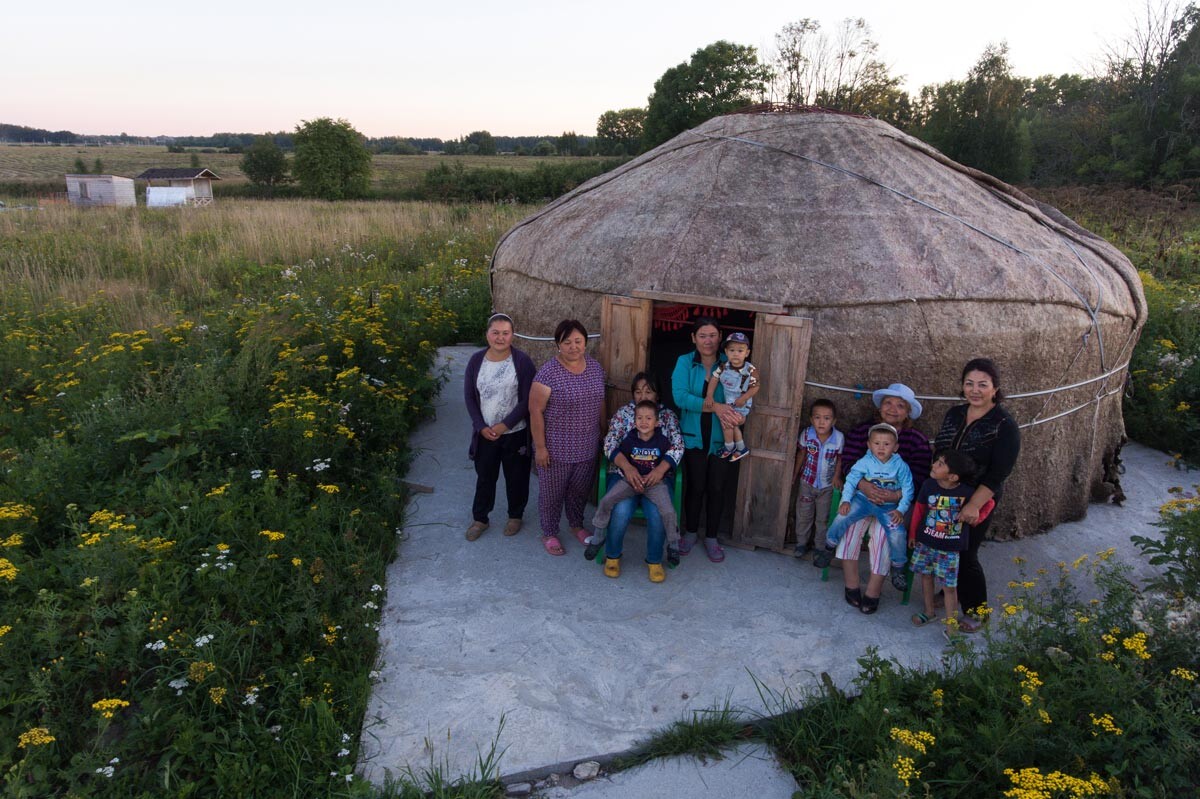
[{"x1": 492, "y1": 112, "x2": 1144, "y2": 326}]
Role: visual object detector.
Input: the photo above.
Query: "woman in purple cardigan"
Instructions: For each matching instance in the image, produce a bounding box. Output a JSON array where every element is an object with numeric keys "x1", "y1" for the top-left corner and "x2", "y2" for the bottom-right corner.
[{"x1": 463, "y1": 313, "x2": 537, "y2": 541}]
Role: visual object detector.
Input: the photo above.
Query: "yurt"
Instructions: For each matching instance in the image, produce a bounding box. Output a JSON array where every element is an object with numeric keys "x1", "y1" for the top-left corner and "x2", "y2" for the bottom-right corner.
[{"x1": 491, "y1": 110, "x2": 1145, "y2": 545}]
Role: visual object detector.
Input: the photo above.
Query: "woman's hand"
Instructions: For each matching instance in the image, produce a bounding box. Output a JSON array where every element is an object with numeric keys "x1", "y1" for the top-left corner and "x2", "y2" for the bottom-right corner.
[
  {"x1": 858, "y1": 479, "x2": 899, "y2": 506},
  {"x1": 480, "y1": 425, "x2": 501, "y2": 441},
  {"x1": 620, "y1": 462, "x2": 645, "y2": 492},
  {"x1": 534, "y1": 448, "x2": 550, "y2": 469},
  {"x1": 959, "y1": 498, "x2": 986, "y2": 525},
  {"x1": 714, "y1": 403, "x2": 745, "y2": 427},
  {"x1": 642, "y1": 462, "x2": 670, "y2": 490}
]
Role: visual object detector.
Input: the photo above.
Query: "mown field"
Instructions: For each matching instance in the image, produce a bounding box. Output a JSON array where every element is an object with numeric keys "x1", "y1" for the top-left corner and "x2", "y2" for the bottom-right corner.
[{"x1": 0, "y1": 144, "x2": 601, "y2": 194}]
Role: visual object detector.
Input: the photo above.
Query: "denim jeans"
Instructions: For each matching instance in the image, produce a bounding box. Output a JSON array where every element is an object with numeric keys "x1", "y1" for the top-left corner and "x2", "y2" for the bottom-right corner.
[
  {"x1": 604, "y1": 482, "x2": 670, "y2": 564},
  {"x1": 824, "y1": 495, "x2": 907, "y2": 566}
]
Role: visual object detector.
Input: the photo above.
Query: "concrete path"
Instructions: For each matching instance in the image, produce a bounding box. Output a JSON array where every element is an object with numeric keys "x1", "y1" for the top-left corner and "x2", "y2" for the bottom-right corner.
[{"x1": 359, "y1": 346, "x2": 1188, "y2": 788}]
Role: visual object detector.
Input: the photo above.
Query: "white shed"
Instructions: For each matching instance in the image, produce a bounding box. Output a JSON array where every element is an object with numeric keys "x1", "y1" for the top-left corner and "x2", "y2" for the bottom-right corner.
[
  {"x1": 135, "y1": 168, "x2": 221, "y2": 206},
  {"x1": 65, "y1": 175, "x2": 136, "y2": 208}
]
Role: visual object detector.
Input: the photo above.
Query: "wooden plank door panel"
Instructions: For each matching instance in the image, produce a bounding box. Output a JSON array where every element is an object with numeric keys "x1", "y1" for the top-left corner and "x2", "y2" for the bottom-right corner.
[
  {"x1": 598, "y1": 295, "x2": 652, "y2": 420},
  {"x1": 729, "y1": 314, "x2": 813, "y2": 552}
]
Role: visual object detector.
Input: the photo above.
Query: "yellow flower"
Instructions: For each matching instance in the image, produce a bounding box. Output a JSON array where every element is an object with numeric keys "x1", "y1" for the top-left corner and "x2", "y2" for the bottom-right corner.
[
  {"x1": 1121, "y1": 632, "x2": 1151, "y2": 660},
  {"x1": 0, "y1": 625, "x2": 11, "y2": 642},
  {"x1": 1003, "y1": 767, "x2": 1109, "y2": 798},
  {"x1": 91, "y1": 698, "x2": 130, "y2": 719},
  {"x1": 0, "y1": 502, "x2": 35, "y2": 521},
  {"x1": 316, "y1": 483, "x2": 340, "y2": 494},
  {"x1": 209, "y1": 687, "x2": 227, "y2": 705},
  {"x1": 1003, "y1": 603, "x2": 1022, "y2": 616},
  {"x1": 931, "y1": 688, "x2": 944, "y2": 708},
  {"x1": 1090, "y1": 713, "x2": 1123, "y2": 736},
  {"x1": 291, "y1": 557, "x2": 303, "y2": 567},
  {"x1": 1038, "y1": 708, "x2": 1052, "y2": 724},
  {"x1": 259, "y1": 530, "x2": 286, "y2": 542},
  {"x1": 216, "y1": 543, "x2": 230, "y2": 552},
  {"x1": 189, "y1": 661, "x2": 216, "y2": 682},
  {"x1": 1177, "y1": 402, "x2": 1192, "y2": 413},
  {"x1": 17, "y1": 727, "x2": 55, "y2": 748},
  {"x1": 892, "y1": 755, "x2": 920, "y2": 787},
  {"x1": 1170, "y1": 667, "x2": 1197, "y2": 681},
  {"x1": 80, "y1": 576, "x2": 98, "y2": 588},
  {"x1": 889, "y1": 727, "x2": 936, "y2": 755},
  {"x1": 0, "y1": 558, "x2": 17, "y2": 582},
  {"x1": 1, "y1": 534, "x2": 23, "y2": 548},
  {"x1": 1100, "y1": 651, "x2": 1116, "y2": 662},
  {"x1": 206, "y1": 483, "x2": 229, "y2": 498},
  {"x1": 1072, "y1": 554, "x2": 1088, "y2": 569}
]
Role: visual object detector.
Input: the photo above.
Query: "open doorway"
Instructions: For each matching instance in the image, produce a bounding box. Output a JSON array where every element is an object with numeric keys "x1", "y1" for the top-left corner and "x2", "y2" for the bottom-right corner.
[{"x1": 648, "y1": 303, "x2": 757, "y2": 416}]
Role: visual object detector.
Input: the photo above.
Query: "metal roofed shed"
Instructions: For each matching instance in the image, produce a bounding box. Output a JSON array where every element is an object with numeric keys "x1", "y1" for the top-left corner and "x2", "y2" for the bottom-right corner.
[{"x1": 135, "y1": 167, "x2": 221, "y2": 206}]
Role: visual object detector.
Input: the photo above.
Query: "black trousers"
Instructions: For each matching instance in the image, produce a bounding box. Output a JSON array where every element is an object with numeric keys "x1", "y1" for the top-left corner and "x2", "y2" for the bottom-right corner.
[
  {"x1": 957, "y1": 511, "x2": 993, "y2": 616},
  {"x1": 681, "y1": 448, "x2": 738, "y2": 538},
  {"x1": 471, "y1": 430, "x2": 531, "y2": 524}
]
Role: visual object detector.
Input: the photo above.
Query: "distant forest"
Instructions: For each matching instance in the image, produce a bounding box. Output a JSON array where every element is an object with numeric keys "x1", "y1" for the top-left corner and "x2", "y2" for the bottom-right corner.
[{"x1": 0, "y1": 123, "x2": 593, "y2": 158}]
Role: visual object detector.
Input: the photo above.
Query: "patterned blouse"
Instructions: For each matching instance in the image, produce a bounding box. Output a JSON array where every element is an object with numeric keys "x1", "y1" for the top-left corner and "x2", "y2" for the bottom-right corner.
[
  {"x1": 534, "y1": 355, "x2": 606, "y2": 464},
  {"x1": 603, "y1": 402, "x2": 685, "y2": 469}
]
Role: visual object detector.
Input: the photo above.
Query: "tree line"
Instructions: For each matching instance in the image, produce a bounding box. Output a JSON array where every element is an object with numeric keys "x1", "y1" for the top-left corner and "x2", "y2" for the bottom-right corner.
[{"x1": 605, "y1": 4, "x2": 1200, "y2": 190}]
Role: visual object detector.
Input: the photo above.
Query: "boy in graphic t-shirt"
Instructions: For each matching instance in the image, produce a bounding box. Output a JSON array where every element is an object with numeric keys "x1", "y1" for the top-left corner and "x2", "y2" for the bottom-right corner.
[{"x1": 590, "y1": 401, "x2": 679, "y2": 580}]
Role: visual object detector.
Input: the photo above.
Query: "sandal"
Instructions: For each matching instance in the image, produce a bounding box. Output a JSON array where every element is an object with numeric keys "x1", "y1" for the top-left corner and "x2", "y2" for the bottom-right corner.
[
  {"x1": 911, "y1": 612, "x2": 937, "y2": 627},
  {"x1": 542, "y1": 535, "x2": 565, "y2": 556},
  {"x1": 844, "y1": 587, "x2": 862, "y2": 608},
  {"x1": 678, "y1": 532, "x2": 698, "y2": 556},
  {"x1": 859, "y1": 594, "x2": 880, "y2": 615},
  {"x1": 704, "y1": 538, "x2": 725, "y2": 563},
  {"x1": 572, "y1": 528, "x2": 590, "y2": 546}
]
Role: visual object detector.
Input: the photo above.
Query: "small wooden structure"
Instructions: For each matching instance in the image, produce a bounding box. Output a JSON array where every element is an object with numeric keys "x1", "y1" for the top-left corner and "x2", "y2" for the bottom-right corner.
[
  {"x1": 135, "y1": 168, "x2": 221, "y2": 206},
  {"x1": 64, "y1": 175, "x2": 136, "y2": 207}
]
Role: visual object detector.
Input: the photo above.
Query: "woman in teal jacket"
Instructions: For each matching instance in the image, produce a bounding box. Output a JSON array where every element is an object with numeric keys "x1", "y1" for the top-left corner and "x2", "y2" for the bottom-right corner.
[{"x1": 670, "y1": 317, "x2": 745, "y2": 563}]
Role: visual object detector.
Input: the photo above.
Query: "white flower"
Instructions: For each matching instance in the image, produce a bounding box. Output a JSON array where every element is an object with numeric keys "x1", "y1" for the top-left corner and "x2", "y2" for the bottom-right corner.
[
  {"x1": 341, "y1": 732, "x2": 351, "y2": 743},
  {"x1": 337, "y1": 748, "x2": 350, "y2": 757},
  {"x1": 243, "y1": 687, "x2": 259, "y2": 706},
  {"x1": 250, "y1": 469, "x2": 263, "y2": 479},
  {"x1": 168, "y1": 678, "x2": 189, "y2": 695},
  {"x1": 194, "y1": 634, "x2": 214, "y2": 648},
  {"x1": 368, "y1": 670, "x2": 381, "y2": 681},
  {"x1": 145, "y1": 640, "x2": 166, "y2": 651},
  {"x1": 96, "y1": 765, "x2": 115, "y2": 778},
  {"x1": 362, "y1": 601, "x2": 378, "y2": 611},
  {"x1": 370, "y1": 584, "x2": 383, "y2": 593},
  {"x1": 179, "y1": 505, "x2": 189, "y2": 511}
]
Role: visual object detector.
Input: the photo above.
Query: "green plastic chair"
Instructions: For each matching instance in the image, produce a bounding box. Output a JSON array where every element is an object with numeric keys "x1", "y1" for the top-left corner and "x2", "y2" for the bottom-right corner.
[{"x1": 593, "y1": 461, "x2": 684, "y2": 564}]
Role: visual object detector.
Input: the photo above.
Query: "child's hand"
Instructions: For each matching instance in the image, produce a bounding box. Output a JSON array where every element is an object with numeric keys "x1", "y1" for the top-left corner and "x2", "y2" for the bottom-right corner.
[
  {"x1": 733, "y1": 397, "x2": 745, "y2": 407},
  {"x1": 888, "y1": 509, "x2": 904, "y2": 525},
  {"x1": 832, "y1": 475, "x2": 844, "y2": 490},
  {"x1": 838, "y1": 502, "x2": 850, "y2": 516}
]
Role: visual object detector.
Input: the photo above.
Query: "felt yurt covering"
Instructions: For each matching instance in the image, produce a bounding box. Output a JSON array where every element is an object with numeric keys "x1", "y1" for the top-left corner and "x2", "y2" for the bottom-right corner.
[{"x1": 491, "y1": 111, "x2": 1145, "y2": 538}]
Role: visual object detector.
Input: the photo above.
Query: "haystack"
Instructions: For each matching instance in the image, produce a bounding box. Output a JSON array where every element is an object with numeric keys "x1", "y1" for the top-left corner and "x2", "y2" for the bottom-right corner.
[{"x1": 491, "y1": 111, "x2": 1145, "y2": 539}]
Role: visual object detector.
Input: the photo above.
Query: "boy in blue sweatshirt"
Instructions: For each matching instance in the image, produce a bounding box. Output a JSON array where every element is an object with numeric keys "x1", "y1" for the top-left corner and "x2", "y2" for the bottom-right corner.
[{"x1": 813, "y1": 423, "x2": 914, "y2": 591}]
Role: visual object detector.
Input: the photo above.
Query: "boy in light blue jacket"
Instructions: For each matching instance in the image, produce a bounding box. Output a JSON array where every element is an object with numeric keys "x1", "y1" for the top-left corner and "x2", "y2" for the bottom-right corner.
[{"x1": 813, "y1": 423, "x2": 914, "y2": 588}]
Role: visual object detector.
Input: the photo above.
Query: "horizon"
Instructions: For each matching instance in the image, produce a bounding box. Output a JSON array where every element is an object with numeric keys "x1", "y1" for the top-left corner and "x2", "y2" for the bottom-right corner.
[{"x1": 3, "y1": 0, "x2": 1156, "y2": 139}]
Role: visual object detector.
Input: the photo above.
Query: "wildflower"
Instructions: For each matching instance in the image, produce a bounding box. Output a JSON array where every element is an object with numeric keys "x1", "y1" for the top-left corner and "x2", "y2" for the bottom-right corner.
[
  {"x1": 930, "y1": 688, "x2": 943, "y2": 707},
  {"x1": 144, "y1": 640, "x2": 166, "y2": 652},
  {"x1": 1038, "y1": 708, "x2": 1052, "y2": 724},
  {"x1": 188, "y1": 661, "x2": 216, "y2": 682},
  {"x1": 0, "y1": 558, "x2": 18, "y2": 581},
  {"x1": 337, "y1": 748, "x2": 350, "y2": 757},
  {"x1": 1170, "y1": 667, "x2": 1197, "y2": 681},
  {"x1": 260, "y1": 529, "x2": 286, "y2": 542},
  {"x1": 889, "y1": 727, "x2": 935, "y2": 755},
  {"x1": 0, "y1": 625, "x2": 11, "y2": 643},
  {"x1": 1100, "y1": 651, "x2": 1116, "y2": 662},
  {"x1": 1003, "y1": 767, "x2": 1109, "y2": 798},
  {"x1": 250, "y1": 469, "x2": 264, "y2": 479},
  {"x1": 1072, "y1": 554, "x2": 1089, "y2": 569},
  {"x1": 91, "y1": 698, "x2": 130, "y2": 719},
  {"x1": 1178, "y1": 402, "x2": 1192, "y2": 412},
  {"x1": 1121, "y1": 632, "x2": 1151, "y2": 660},
  {"x1": 80, "y1": 576, "x2": 98, "y2": 588},
  {"x1": 892, "y1": 755, "x2": 919, "y2": 787},
  {"x1": 1044, "y1": 646, "x2": 1071, "y2": 664},
  {"x1": 17, "y1": 727, "x2": 55, "y2": 747},
  {"x1": 1, "y1": 533, "x2": 23, "y2": 548},
  {"x1": 243, "y1": 686, "x2": 260, "y2": 706},
  {"x1": 1003, "y1": 603, "x2": 1021, "y2": 616},
  {"x1": 195, "y1": 634, "x2": 214, "y2": 648},
  {"x1": 316, "y1": 483, "x2": 340, "y2": 494},
  {"x1": 0, "y1": 502, "x2": 35, "y2": 521},
  {"x1": 216, "y1": 543, "x2": 230, "y2": 552},
  {"x1": 209, "y1": 687, "x2": 227, "y2": 705},
  {"x1": 371, "y1": 583, "x2": 383, "y2": 592},
  {"x1": 206, "y1": 484, "x2": 229, "y2": 498},
  {"x1": 1090, "y1": 713, "x2": 1123, "y2": 736},
  {"x1": 291, "y1": 557, "x2": 303, "y2": 567},
  {"x1": 168, "y1": 677, "x2": 189, "y2": 695},
  {"x1": 1095, "y1": 547, "x2": 1115, "y2": 561}
]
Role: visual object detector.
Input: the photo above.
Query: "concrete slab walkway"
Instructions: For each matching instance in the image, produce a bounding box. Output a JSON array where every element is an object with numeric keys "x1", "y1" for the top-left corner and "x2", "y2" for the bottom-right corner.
[{"x1": 360, "y1": 346, "x2": 1187, "y2": 787}]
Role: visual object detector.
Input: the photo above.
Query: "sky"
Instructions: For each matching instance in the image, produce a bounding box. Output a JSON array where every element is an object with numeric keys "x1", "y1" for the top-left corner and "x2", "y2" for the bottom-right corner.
[{"x1": 3, "y1": 0, "x2": 1153, "y2": 139}]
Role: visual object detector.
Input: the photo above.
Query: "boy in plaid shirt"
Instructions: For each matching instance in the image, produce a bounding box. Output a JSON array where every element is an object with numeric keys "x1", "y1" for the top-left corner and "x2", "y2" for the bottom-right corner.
[{"x1": 793, "y1": 399, "x2": 844, "y2": 558}]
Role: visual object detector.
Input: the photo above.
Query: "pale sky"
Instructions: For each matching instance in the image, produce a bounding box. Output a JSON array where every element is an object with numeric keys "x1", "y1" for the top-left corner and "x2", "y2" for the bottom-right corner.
[{"x1": 4, "y1": 0, "x2": 1150, "y2": 138}]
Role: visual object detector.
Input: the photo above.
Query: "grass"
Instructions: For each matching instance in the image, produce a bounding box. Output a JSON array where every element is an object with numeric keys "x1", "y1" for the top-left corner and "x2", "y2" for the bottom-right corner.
[
  {"x1": 0, "y1": 144, "x2": 606, "y2": 196},
  {"x1": 0, "y1": 200, "x2": 524, "y2": 796}
]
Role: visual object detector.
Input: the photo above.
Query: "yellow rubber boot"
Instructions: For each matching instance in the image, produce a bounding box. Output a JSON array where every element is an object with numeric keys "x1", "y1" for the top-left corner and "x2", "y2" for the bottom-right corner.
[
  {"x1": 604, "y1": 558, "x2": 620, "y2": 578},
  {"x1": 648, "y1": 563, "x2": 665, "y2": 583}
]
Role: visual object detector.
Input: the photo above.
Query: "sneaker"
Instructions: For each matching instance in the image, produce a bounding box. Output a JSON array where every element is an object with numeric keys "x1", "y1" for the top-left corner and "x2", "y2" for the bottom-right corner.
[
  {"x1": 890, "y1": 568, "x2": 908, "y2": 592},
  {"x1": 793, "y1": 541, "x2": 813, "y2": 559},
  {"x1": 647, "y1": 563, "x2": 666, "y2": 583},
  {"x1": 812, "y1": 545, "x2": 836, "y2": 569},
  {"x1": 584, "y1": 541, "x2": 602, "y2": 561},
  {"x1": 667, "y1": 546, "x2": 681, "y2": 568},
  {"x1": 465, "y1": 521, "x2": 488, "y2": 541},
  {"x1": 678, "y1": 532, "x2": 698, "y2": 556},
  {"x1": 604, "y1": 558, "x2": 620, "y2": 578},
  {"x1": 728, "y1": 447, "x2": 750, "y2": 462},
  {"x1": 704, "y1": 538, "x2": 725, "y2": 563}
]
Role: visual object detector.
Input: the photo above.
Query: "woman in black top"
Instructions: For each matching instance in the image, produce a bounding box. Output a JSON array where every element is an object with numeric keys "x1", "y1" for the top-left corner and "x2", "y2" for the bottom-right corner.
[{"x1": 933, "y1": 358, "x2": 1021, "y2": 624}]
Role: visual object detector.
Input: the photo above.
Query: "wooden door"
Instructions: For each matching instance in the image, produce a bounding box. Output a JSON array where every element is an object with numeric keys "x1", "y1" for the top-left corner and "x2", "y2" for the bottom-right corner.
[
  {"x1": 598, "y1": 295, "x2": 652, "y2": 419},
  {"x1": 729, "y1": 314, "x2": 813, "y2": 552}
]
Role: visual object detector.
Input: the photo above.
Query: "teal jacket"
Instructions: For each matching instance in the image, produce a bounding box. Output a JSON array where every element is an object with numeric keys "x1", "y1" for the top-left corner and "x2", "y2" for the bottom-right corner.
[{"x1": 671, "y1": 350, "x2": 728, "y2": 456}]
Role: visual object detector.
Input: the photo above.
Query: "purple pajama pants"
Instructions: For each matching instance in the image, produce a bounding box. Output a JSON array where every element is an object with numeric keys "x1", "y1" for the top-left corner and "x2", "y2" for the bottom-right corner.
[{"x1": 537, "y1": 460, "x2": 595, "y2": 537}]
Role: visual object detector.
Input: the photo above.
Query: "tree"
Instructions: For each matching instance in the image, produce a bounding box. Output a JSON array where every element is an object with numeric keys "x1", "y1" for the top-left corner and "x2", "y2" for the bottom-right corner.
[
  {"x1": 463, "y1": 130, "x2": 496, "y2": 155},
  {"x1": 596, "y1": 108, "x2": 646, "y2": 155},
  {"x1": 642, "y1": 41, "x2": 773, "y2": 150},
  {"x1": 93, "y1": 158, "x2": 104, "y2": 175},
  {"x1": 771, "y1": 18, "x2": 910, "y2": 125},
  {"x1": 241, "y1": 135, "x2": 290, "y2": 190},
  {"x1": 292, "y1": 118, "x2": 372, "y2": 200},
  {"x1": 73, "y1": 156, "x2": 88, "y2": 174},
  {"x1": 532, "y1": 139, "x2": 556, "y2": 156},
  {"x1": 556, "y1": 131, "x2": 581, "y2": 156}
]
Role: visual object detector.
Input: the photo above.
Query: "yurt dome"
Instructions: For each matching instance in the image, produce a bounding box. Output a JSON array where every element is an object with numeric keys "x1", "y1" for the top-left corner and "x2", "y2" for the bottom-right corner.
[{"x1": 491, "y1": 111, "x2": 1145, "y2": 538}]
